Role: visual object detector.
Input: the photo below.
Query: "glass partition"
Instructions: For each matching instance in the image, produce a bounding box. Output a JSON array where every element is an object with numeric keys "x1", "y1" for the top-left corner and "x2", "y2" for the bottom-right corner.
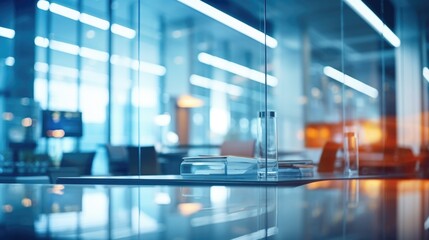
[
  {"x1": 0, "y1": 0, "x2": 428, "y2": 178},
  {"x1": 268, "y1": 0, "x2": 429, "y2": 176}
]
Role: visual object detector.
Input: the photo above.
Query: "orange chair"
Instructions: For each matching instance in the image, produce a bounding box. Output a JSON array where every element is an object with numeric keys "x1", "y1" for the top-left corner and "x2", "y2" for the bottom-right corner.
[{"x1": 317, "y1": 141, "x2": 341, "y2": 173}]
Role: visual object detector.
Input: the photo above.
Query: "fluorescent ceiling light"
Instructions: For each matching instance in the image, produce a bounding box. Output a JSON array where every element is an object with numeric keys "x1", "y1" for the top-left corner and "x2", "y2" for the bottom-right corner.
[
  {"x1": 178, "y1": 0, "x2": 277, "y2": 48},
  {"x1": 34, "y1": 36, "x2": 50, "y2": 47},
  {"x1": 37, "y1": 0, "x2": 50, "y2": 10},
  {"x1": 110, "y1": 55, "x2": 166, "y2": 76},
  {"x1": 38, "y1": 1, "x2": 135, "y2": 39},
  {"x1": 35, "y1": 62, "x2": 107, "y2": 81},
  {"x1": 35, "y1": 38, "x2": 166, "y2": 76},
  {"x1": 0, "y1": 26, "x2": 15, "y2": 39},
  {"x1": 34, "y1": 62, "x2": 49, "y2": 72},
  {"x1": 138, "y1": 61, "x2": 167, "y2": 76},
  {"x1": 49, "y1": 3, "x2": 80, "y2": 21},
  {"x1": 110, "y1": 55, "x2": 129, "y2": 66},
  {"x1": 49, "y1": 40, "x2": 80, "y2": 55},
  {"x1": 424, "y1": 67, "x2": 429, "y2": 82},
  {"x1": 37, "y1": 37, "x2": 110, "y2": 62},
  {"x1": 323, "y1": 66, "x2": 379, "y2": 98},
  {"x1": 344, "y1": 0, "x2": 400, "y2": 47},
  {"x1": 79, "y1": 13, "x2": 110, "y2": 30},
  {"x1": 190, "y1": 74, "x2": 243, "y2": 96},
  {"x1": 111, "y1": 24, "x2": 136, "y2": 39},
  {"x1": 80, "y1": 47, "x2": 109, "y2": 62},
  {"x1": 198, "y1": 52, "x2": 278, "y2": 87}
]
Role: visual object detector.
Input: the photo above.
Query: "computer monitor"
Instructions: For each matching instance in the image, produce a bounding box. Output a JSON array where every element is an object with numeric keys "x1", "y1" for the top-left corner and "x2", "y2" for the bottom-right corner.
[{"x1": 42, "y1": 110, "x2": 83, "y2": 138}]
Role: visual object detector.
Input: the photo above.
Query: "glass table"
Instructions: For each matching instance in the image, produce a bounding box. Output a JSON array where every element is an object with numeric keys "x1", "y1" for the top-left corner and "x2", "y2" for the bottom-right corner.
[{"x1": 0, "y1": 178, "x2": 428, "y2": 239}]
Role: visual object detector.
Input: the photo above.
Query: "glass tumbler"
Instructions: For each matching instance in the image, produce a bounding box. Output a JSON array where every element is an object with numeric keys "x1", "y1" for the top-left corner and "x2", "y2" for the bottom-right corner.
[
  {"x1": 344, "y1": 132, "x2": 359, "y2": 176},
  {"x1": 256, "y1": 110, "x2": 278, "y2": 178}
]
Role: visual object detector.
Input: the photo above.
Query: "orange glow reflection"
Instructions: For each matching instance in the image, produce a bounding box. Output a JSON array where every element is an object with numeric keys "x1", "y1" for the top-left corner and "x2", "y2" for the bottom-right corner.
[
  {"x1": 21, "y1": 117, "x2": 33, "y2": 127},
  {"x1": 177, "y1": 95, "x2": 204, "y2": 108},
  {"x1": 306, "y1": 181, "x2": 335, "y2": 190},
  {"x1": 319, "y1": 127, "x2": 330, "y2": 139},
  {"x1": 178, "y1": 203, "x2": 202, "y2": 216},
  {"x1": 47, "y1": 129, "x2": 65, "y2": 138},
  {"x1": 305, "y1": 120, "x2": 384, "y2": 148},
  {"x1": 2, "y1": 112, "x2": 13, "y2": 121},
  {"x1": 306, "y1": 180, "x2": 382, "y2": 199},
  {"x1": 21, "y1": 198, "x2": 32, "y2": 207},
  {"x1": 424, "y1": 181, "x2": 429, "y2": 191},
  {"x1": 3, "y1": 204, "x2": 13, "y2": 213},
  {"x1": 398, "y1": 180, "x2": 427, "y2": 193},
  {"x1": 361, "y1": 122, "x2": 382, "y2": 144},
  {"x1": 306, "y1": 127, "x2": 318, "y2": 139},
  {"x1": 49, "y1": 185, "x2": 65, "y2": 195},
  {"x1": 361, "y1": 180, "x2": 382, "y2": 198}
]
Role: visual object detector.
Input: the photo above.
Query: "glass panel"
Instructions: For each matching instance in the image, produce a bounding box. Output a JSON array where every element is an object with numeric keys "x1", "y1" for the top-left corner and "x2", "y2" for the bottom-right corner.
[
  {"x1": 267, "y1": 0, "x2": 344, "y2": 169},
  {"x1": 0, "y1": 0, "x2": 428, "y2": 178},
  {"x1": 264, "y1": 0, "x2": 427, "y2": 177},
  {"x1": 342, "y1": 0, "x2": 391, "y2": 175},
  {"x1": 135, "y1": 0, "x2": 265, "y2": 173}
]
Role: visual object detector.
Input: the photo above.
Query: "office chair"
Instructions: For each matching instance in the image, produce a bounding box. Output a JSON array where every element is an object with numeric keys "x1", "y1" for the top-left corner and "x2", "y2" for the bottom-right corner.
[
  {"x1": 220, "y1": 139, "x2": 256, "y2": 158},
  {"x1": 394, "y1": 147, "x2": 417, "y2": 173},
  {"x1": 126, "y1": 146, "x2": 160, "y2": 175},
  {"x1": 105, "y1": 144, "x2": 129, "y2": 175},
  {"x1": 60, "y1": 152, "x2": 96, "y2": 176},
  {"x1": 317, "y1": 141, "x2": 341, "y2": 173}
]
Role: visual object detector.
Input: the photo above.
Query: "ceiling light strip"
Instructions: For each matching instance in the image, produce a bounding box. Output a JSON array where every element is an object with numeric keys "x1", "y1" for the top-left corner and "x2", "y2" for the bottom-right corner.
[
  {"x1": 80, "y1": 47, "x2": 109, "y2": 62},
  {"x1": 49, "y1": 3, "x2": 80, "y2": 20},
  {"x1": 0, "y1": 26, "x2": 15, "y2": 39},
  {"x1": 138, "y1": 61, "x2": 167, "y2": 76},
  {"x1": 35, "y1": 39, "x2": 166, "y2": 76},
  {"x1": 34, "y1": 63, "x2": 108, "y2": 81},
  {"x1": 37, "y1": 0, "x2": 49, "y2": 10},
  {"x1": 198, "y1": 52, "x2": 278, "y2": 87},
  {"x1": 110, "y1": 55, "x2": 166, "y2": 76},
  {"x1": 37, "y1": 0, "x2": 134, "y2": 38},
  {"x1": 323, "y1": 66, "x2": 379, "y2": 98},
  {"x1": 111, "y1": 24, "x2": 136, "y2": 39},
  {"x1": 34, "y1": 62, "x2": 49, "y2": 72},
  {"x1": 79, "y1": 13, "x2": 110, "y2": 30},
  {"x1": 190, "y1": 74, "x2": 243, "y2": 96},
  {"x1": 344, "y1": 0, "x2": 400, "y2": 47},
  {"x1": 34, "y1": 36, "x2": 50, "y2": 47},
  {"x1": 178, "y1": 0, "x2": 277, "y2": 48},
  {"x1": 49, "y1": 40, "x2": 80, "y2": 55}
]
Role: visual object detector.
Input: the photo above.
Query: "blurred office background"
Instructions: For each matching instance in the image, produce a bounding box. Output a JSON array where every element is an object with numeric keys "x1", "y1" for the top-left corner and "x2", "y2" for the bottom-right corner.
[{"x1": 0, "y1": 0, "x2": 428, "y2": 176}]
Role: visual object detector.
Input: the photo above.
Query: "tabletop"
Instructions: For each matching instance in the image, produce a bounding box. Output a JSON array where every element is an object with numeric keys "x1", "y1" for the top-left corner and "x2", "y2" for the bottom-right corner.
[
  {"x1": 1, "y1": 178, "x2": 429, "y2": 239},
  {"x1": 56, "y1": 173, "x2": 405, "y2": 186}
]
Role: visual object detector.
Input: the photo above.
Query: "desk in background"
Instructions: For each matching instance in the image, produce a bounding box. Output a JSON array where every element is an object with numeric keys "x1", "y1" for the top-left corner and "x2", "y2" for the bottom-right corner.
[{"x1": 0, "y1": 175, "x2": 50, "y2": 183}]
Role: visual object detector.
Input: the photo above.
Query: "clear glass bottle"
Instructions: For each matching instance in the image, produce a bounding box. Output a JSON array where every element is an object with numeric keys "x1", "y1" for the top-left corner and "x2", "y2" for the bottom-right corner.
[
  {"x1": 344, "y1": 132, "x2": 359, "y2": 176},
  {"x1": 256, "y1": 110, "x2": 278, "y2": 178}
]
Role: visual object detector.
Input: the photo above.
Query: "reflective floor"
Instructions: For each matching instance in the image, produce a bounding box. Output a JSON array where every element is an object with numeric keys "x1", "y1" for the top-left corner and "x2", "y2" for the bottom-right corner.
[{"x1": 1, "y1": 179, "x2": 429, "y2": 239}]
